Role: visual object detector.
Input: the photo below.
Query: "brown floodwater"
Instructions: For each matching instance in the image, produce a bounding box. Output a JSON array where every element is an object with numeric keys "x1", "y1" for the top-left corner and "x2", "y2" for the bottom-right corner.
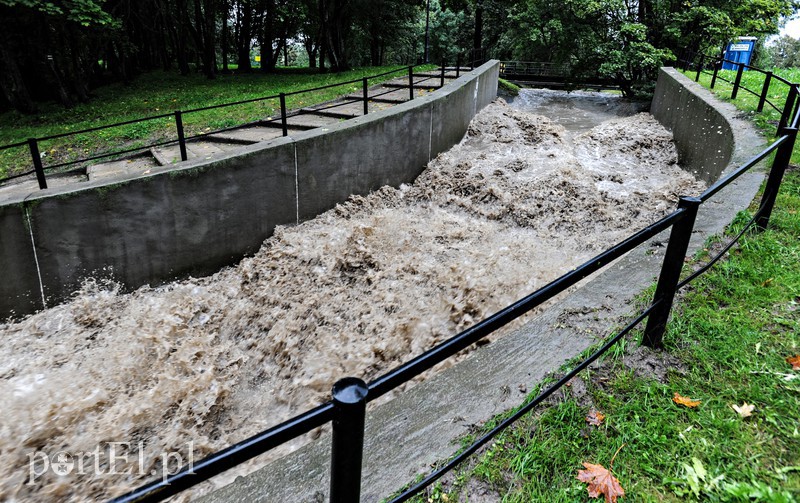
[{"x1": 0, "y1": 91, "x2": 705, "y2": 501}]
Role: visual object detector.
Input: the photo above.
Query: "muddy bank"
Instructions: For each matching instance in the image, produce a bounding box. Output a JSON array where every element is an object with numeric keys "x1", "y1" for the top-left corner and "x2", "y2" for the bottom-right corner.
[{"x1": 0, "y1": 96, "x2": 704, "y2": 501}]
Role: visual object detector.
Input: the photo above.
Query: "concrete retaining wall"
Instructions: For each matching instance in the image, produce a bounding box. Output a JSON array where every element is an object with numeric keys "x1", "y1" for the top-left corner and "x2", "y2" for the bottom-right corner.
[
  {"x1": 0, "y1": 61, "x2": 499, "y2": 319},
  {"x1": 651, "y1": 67, "x2": 736, "y2": 184}
]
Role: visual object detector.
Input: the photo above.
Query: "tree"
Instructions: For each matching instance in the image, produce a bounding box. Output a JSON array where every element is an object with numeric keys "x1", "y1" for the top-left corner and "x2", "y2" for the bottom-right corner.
[
  {"x1": 0, "y1": 0, "x2": 118, "y2": 111},
  {"x1": 768, "y1": 35, "x2": 800, "y2": 68}
]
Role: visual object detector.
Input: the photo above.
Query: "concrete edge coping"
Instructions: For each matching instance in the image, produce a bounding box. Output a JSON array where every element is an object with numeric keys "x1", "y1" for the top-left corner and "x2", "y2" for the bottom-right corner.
[
  {"x1": 194, "y1": 69, "x2": 769, "y2": 502},
  {"x1": 2, "y1": 61, "x2": 499, "y2": 207}
]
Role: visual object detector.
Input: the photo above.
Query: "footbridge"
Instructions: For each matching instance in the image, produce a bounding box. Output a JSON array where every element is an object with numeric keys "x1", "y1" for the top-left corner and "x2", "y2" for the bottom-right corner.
[{"x1": 500, "y1": 60, "x2": 618, "y2": 90}]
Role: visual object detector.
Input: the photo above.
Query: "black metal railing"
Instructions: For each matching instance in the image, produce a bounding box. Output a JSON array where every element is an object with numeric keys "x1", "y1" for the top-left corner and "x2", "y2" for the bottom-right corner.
[
  {"x1": 499, "y1": 61, "x2": 570, "y2": 78},
  {"x1": 105, "y1": 56, "x2": 800, "y2": 503},
  {"x1": 679, "y1": 50, "x2": 800, "y2": 136},
  {"x1": 1, "y1": 61, "x2": 476, "y2": 191}
]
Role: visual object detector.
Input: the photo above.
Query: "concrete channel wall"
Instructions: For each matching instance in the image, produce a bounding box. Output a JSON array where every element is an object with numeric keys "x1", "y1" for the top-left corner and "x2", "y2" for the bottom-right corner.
[
  {"x1": 651, "y1": 67, "x2": 736, "y2": 184},
  {"x1": 0, "y1": 61, "x2": 500, "y2": 319}
]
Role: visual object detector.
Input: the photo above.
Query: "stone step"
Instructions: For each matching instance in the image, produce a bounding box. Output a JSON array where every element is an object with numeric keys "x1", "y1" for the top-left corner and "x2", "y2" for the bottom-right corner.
[
  {"x1": 151, "y1": 140, "x2": 242, "y2": 166},
  {"x1": 299, "y1": 108, "x2": 360, "y2": 120},
  {"x1": 86, "y1": 154, "x2": 159, "y2": 182},
  {"x1": 206, "y1": 126, "x2": 304, "y2": 144}
]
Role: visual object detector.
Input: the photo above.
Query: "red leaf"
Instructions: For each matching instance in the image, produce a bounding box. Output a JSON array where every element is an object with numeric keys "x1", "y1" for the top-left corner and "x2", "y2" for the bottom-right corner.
[
  {"x1": 576, "y1": 462, "x2": 625, "y2": 503},
  {"x1": 787, "y1": 355, "x2": 800, "y2": 370}
]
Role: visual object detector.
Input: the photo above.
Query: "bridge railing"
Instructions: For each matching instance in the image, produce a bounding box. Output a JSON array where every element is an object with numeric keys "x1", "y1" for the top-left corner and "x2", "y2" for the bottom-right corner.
[
  {"x1": 107, "y1": 60, "x2": 799, "y2": 502},
  {"x1": 500, "y1": 61, "x2": 570, "y2": 78}
]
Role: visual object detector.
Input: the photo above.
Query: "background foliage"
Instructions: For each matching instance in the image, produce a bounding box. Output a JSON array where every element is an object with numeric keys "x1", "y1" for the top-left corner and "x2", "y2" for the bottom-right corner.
[{"x1": 0, "y1": 0, "x2": 797, "y2": 111}]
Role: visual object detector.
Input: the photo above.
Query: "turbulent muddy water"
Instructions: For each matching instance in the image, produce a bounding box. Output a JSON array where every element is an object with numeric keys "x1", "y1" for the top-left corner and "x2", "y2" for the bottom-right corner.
[{"x1": 0, "y1": 90, "x2": 705, "y2": 501}]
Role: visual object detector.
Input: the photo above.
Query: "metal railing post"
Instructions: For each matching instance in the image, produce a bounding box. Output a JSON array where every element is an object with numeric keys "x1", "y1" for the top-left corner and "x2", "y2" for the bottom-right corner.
[
  {"x1": 756, "y1": 126, "x2": 798, "y2": 231},
  {"x1": 329, "y1": 377, "x2": 368, "y2": 503},
  {"x1": 440, "y1": 60, "x2": 445, "y2": 88},
  {"x1": 408, "y1": 66, "x2": 414, "y2": 101},
  {"x1": 27, "y1": 138, "x2": 47, "y2": 190},
  {"x1": 730, "y1": 63, "x2": 745, "y2": 100},
  {"x1": 279, "y1": 93, "x2": 289, "y2": 137},
  {"x1": 456, "y1": 54, "x2": 461, "y2": 78},
  {"x1": 710, "y1": 59, "x2": 719, "y2": 89},
  {"x1": 777, "y1": 85, "x2": 797, "y2": 134},
  {"x1": 642, "y1": 196, "x2": 702, "y2": 348},
  {"x1": 757, "y1": 71, "x2": 772, "y2": 112},
  {"x1": 362, "y1": 78, "x2": 369, "y2": 115},
  {"x1": 174, "y1": 111, "x2": 188, "y2": 162},
  {"x1": 694, "y1": 55, "x2": 702, "y2": 82}
]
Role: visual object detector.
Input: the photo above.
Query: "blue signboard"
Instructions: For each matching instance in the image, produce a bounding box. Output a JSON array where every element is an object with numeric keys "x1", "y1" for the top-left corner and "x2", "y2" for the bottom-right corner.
[{"x1": 722, "y1": 37, "x2": 757, "y2": 70}]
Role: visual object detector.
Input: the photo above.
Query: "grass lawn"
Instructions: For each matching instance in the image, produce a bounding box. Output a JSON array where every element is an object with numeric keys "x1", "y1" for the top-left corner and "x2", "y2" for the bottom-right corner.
[
  {"x1": 398, "y1": 73, "x2": 800, "y2": 502},
  {"x1": 0, "y1": 65, "x2": 426, "y2": 179}
]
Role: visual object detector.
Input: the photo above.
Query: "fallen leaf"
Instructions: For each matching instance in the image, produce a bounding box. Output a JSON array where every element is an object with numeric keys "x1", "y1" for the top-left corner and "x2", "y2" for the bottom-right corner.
[
  {"x1": 731, "y1": 402, "x2": 755, "y2": 418},
  {"x1": 787, "y1": 355, "x2": 800, "y2": 370},
  {"x1": 586, "y1": 410, "x2": 606, "y2": 426},
  {"x1": 577, "y1": 462, "x2": 625, "y2": 502},
  {"x1": 673, "y1": 392, "x2": 701, "y2": 408},
  {"x1": 762, "y1": 278, "x2": 774, "y2": 287}
]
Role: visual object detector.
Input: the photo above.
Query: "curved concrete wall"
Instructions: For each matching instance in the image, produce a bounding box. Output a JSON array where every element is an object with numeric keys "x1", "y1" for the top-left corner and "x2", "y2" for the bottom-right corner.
[
  {"x1": 0, "y1": 61, "x2": 500, "y2": 319},
  {"x1": 650, "y1": 67, "x2": 764, "y2": 184}
]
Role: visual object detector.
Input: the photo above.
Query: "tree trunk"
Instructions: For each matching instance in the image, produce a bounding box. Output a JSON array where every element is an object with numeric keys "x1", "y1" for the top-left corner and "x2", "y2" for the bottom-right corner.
[
  {"x1": 221, "y1": 0, "x2": 230, "y2": 72},
  {"x1": 304, "y1": 34, "x2": 318, "y2": 68},
  {"x1": 0, "y1": 43, "x2": 35, "y2": 113},
  {"x1": 261, "y1": 0, "x2": 277, "y2": 71},
  {"x1": 47, "y1": 56, "x2": 74, "y2": 107},
  {"x1": 236, "y1": 1, "x2": 253, "y2": 71},
  {"x1": 473, "y1": 0, "x2": 483, "y2": 52},
  {"x1": 322, "y1": 0, "x2": 349, "y2": 71},
  {"x1": 203, "y1": 0, "x2": 216, "y2": 78},
  {"x1": 317, "y1": 0, "x2": 327, "y2": 70},
  {"x1": 174, "y1": 0, "x2": 191, "y2": 75}
]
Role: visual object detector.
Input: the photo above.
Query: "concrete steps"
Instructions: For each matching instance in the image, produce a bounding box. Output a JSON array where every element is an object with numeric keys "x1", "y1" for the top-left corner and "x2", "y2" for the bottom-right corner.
[{"x1": 8, "y1": 67, "x2": 465, "y2": 190}]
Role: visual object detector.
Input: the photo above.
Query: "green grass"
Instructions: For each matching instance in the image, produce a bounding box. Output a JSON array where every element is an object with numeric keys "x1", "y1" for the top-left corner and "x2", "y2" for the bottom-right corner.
[
  {"x1": 0, "y1": 65, "x2": 429, "y2": 179},
  {"x1": 405, "y1": 170, "x2": 800, "y2": 502}
]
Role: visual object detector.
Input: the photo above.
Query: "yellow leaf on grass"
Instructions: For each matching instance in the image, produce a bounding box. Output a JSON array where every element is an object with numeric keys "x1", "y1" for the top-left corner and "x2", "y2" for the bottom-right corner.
[{"x1": 673, "y1": 392, "x2": 701, "y2": 408}]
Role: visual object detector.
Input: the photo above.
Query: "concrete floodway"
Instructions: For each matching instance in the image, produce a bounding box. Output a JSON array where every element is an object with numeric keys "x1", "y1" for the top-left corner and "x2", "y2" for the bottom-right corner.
[
  {"x1": 195, "y1": 67, "x2": 768, "y2": 502},
  {"x1": 0, "y1": 62, "x2": 499, "y2": 318}
]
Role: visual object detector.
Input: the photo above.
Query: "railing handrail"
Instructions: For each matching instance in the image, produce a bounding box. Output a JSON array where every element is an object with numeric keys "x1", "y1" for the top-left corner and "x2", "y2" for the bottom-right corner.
[
  {"x1": 682, "y1": 49, "x2": 800, "y2": 131},
  {"x1": 107, "y1": 53, "x2": 800, "y2": 503}
]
